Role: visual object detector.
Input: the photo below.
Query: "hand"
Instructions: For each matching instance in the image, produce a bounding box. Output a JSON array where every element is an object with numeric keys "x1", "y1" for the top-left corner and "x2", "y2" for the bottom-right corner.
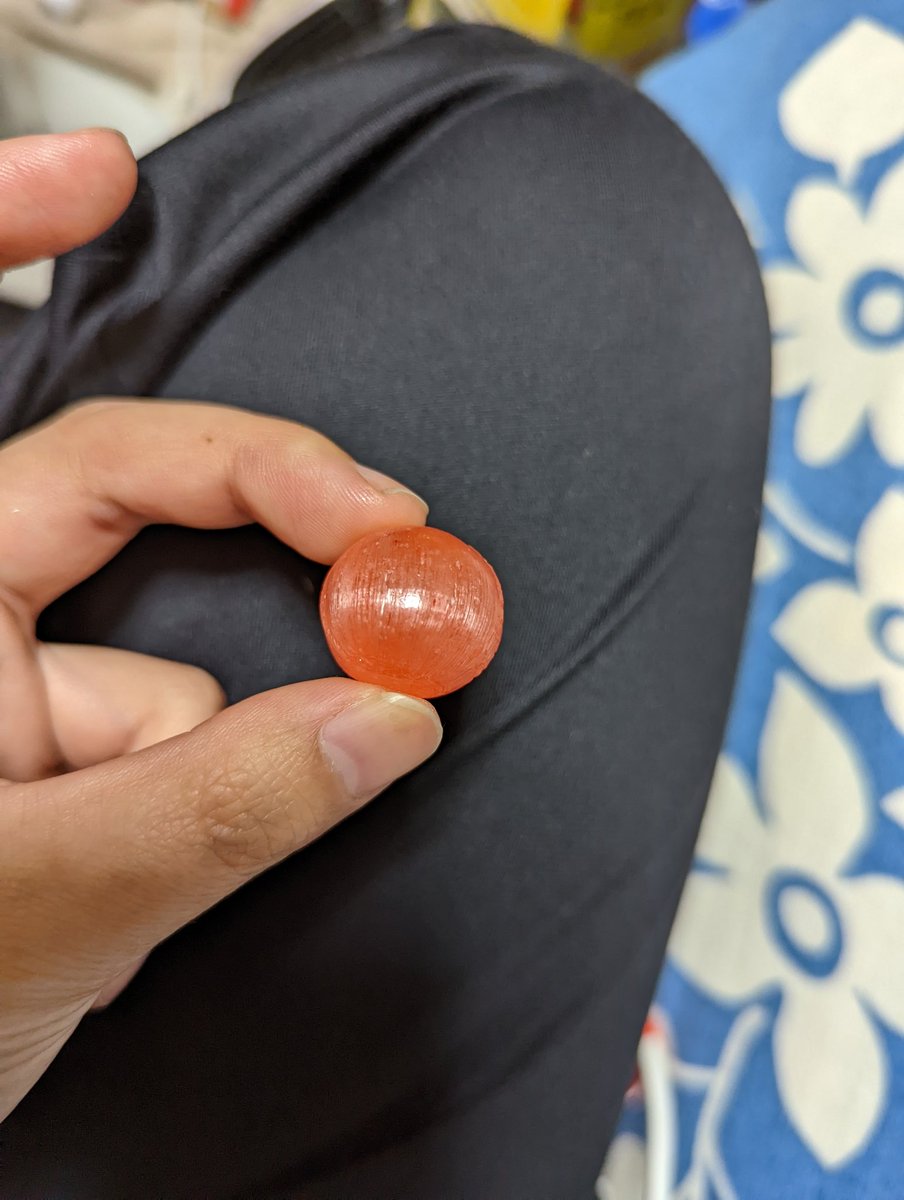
[
  {"x1": 0, "y1": 133, "x2": 442, "y2": 1122},
  {"x1": 0, "y1": 128, "x2": 138, "y2": 269}
]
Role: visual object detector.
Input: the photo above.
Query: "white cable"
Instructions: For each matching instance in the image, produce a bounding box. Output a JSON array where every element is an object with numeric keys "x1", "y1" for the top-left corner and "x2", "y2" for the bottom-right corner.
[{"x1": 638, "y1": 1024, "x2": 678, "y2": 1200}]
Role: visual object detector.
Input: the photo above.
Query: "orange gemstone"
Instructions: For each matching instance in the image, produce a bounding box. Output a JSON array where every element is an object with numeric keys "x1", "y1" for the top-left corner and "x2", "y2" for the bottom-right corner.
[{"x1": 320, "y1": 526, "x2": 504, "y2": 699}]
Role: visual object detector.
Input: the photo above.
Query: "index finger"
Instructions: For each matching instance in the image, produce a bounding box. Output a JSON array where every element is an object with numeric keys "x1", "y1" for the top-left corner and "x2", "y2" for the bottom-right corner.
[
  {"x1": 0, "y1": 399, "x2": 428, "y2": 615},
  {"x1": 0, "y1": 130, "x2": 137, "y2": 269}
]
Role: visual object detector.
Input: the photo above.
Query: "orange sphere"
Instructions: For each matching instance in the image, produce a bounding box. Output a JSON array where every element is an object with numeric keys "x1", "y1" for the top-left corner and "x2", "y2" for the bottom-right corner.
[{"x1": 320, "y1": 526, "x2": 504, "y2": 699}]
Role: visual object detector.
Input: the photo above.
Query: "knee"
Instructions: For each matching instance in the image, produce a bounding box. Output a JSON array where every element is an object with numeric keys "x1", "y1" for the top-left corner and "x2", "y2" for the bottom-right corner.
[
  {"x1": 408, "y1": 34, "x2": 770, "y2": 525},
  {"x1": 456, "y1": 36, "x2": 769, "y2": 464}
]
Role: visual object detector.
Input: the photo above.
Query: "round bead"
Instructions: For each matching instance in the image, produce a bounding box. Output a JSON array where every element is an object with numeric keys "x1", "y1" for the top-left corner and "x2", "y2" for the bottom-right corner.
[{"x1": 320, "y1": 526, "x2": 504, "y2": 699}]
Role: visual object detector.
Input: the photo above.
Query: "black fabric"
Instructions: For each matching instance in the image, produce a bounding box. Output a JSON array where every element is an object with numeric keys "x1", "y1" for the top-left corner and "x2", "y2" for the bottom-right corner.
[
  {"x1": 0, "y1": 26, "x2": 770, "y2": 1199},
  {"x1": 231, "y1": 0, "x2": 407, "y2": 100},
  {"x1": 0, "y1": 300, "x2": 28, "y2": 359}
]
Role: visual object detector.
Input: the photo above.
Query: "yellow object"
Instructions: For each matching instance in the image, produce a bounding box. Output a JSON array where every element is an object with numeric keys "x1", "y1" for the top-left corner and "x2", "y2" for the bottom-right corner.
[
  {"x1": 407, "y1": 0, "x2": 436, "y2": 26},
  {"x1": 484, "y1": 0, "x2": 571, "y2": 44},
  {"x1": 407, "y1": 0, "x2": 688, "y2": 64},
  {"x1": 572, "y1": 0, "x2": 688, "y2": 59}
]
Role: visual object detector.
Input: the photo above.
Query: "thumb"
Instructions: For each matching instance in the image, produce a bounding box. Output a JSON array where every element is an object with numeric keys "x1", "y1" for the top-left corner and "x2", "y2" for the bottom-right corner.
[
  {"x1": 6, "y1": 679, "x2": 441, "y2": 985},
  {"x1": 0, "y1": 130, "x2": 137, "y2": 269}
]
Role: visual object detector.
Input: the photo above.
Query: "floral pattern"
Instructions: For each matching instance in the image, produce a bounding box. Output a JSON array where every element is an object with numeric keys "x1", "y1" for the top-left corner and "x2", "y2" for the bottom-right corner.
[
  {"x1": 765, "y1": 162, "x2": 904, "y2": 466},
  {"x1": 629, "y1": 6, "x2": 904, "y2": 1198},
  {"x1": 671, "y1": 674, "x2": 904, "y2": 1167},
  {"x1": 774, "y1": 489, "x2": 904, "y2": 734}
]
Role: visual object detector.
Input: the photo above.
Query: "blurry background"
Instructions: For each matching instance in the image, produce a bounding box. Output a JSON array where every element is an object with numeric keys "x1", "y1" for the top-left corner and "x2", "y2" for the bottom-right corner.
[{"x1": 0, "y1": 0, "x2": 755, "y2": 309}]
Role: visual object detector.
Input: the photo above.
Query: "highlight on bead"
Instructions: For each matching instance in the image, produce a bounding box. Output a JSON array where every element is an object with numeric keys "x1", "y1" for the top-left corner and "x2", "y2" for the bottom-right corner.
[{"x1": 320, "y1": 526, "x2": 504, "y2": 699}]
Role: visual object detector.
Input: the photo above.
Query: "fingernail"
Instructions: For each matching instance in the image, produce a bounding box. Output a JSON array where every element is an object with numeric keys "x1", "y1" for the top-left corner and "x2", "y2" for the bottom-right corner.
[
  {"x1": 355, "y1": 464, "x2": 429, "y2": 514},
  {"x1": 320, "y1": 693, "x2": 442, "y2": 799},
  {"x1": 96, "y1": 127, "x2": 132, "y2": 148}
]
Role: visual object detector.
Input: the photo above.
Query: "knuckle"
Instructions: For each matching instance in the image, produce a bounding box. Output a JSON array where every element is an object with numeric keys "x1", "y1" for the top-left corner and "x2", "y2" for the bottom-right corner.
[
  {"x1": 232, "y1": 424, "x2": 333, "y2": 487},
  {"x1": 192, "y1": 749, "x2": 315, "y2": 877},
  {"x1": 51, "y1": 401, "x2": 136, "y2": 531}
]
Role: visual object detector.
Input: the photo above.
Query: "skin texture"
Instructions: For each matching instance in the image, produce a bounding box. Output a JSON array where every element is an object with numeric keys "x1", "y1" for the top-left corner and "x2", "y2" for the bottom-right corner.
[
  {"x1": 0, "y1": 131, "x2": 443, "y2": 1121},
  {"x1": 0, "y1": 130, "x2": 139, "y2": 269}
]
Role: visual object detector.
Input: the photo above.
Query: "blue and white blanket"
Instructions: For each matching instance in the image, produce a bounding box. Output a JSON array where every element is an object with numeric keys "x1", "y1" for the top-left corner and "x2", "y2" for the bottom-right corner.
[{"x1": 600, "y1": 3, "x2": 904, "y2": 1196}]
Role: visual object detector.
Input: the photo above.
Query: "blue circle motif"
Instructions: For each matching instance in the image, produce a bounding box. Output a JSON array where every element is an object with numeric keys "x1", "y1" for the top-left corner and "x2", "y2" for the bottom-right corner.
[
  {"x1": 845, "y1": 268, "x2": 904, "y2": 347},
  {"x1": 765, "y1": 871, "x2": 844, "y2": 979}
]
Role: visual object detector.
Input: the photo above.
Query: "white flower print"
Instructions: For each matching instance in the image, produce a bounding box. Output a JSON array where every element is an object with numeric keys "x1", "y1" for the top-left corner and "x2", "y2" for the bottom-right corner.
[
  {"x1": 596, "y1": 1133, "x2": 645, "y2": 1200},
  {"x1": 882, "y1": 788, "x2": 904, "y2": 830},
  {"x1": 773, "y1": 488, "x2": 904, "y2": 734},
  {"x1": 778, "y1": 18, "x2": 904, "y2": 186},
  {"x1": 669, "y1": 673, "x2": 904, "y2": 1169},
  {"x1": 764, "y1": 158, "x2": 904, "y2": 466},
  {"x1": 753, "y1": 526, "x2": 790, "y2": 582}
]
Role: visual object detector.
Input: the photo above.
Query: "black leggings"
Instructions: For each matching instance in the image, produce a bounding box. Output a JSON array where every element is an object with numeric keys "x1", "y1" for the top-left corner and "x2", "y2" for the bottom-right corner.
[{"x1": 1, "y1": 26, "x2": 770, "y2": 1199}]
